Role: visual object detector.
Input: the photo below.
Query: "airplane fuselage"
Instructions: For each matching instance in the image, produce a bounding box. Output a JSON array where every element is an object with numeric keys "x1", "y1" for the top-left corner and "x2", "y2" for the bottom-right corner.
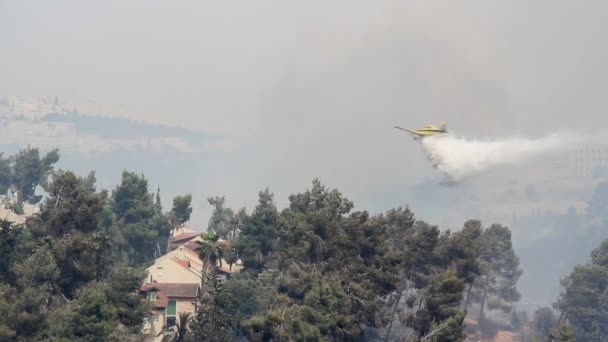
[
  {"x1": 394, "y1": 123, "x2": 448, "y2": 139},
  {"x1": 408, "y1": 128, "x2": 446, "y2": 136}
]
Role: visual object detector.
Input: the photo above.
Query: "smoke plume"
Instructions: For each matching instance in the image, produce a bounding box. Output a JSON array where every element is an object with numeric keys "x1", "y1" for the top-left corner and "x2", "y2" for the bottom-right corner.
[{"x1": 421, "y1": 133, "x2": 579, "y2": 183}]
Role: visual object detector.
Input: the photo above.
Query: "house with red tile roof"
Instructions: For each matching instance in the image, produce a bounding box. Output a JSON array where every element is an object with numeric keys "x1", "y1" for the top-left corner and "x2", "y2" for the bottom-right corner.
[
  {"x1": 141, "y1": 245, "x2": 202, "y2": 341},
  {"x1": 140, "y1": 236, "x2": 243, "y2": 341},
  {"x1": 167, "y1": 232, "x2": 200, "y2": 251},
  {"x1": 140, "y1": 283, "x2": 199, "y2": 342},
  {"x1": 146, "y1": 246, "x2": 203, "y2": 285}
]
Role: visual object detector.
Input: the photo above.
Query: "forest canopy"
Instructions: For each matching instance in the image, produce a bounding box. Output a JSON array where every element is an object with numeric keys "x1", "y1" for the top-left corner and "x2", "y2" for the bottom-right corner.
[{"x1": 0, "y1": 147, "x2": 602, "y2": 341}]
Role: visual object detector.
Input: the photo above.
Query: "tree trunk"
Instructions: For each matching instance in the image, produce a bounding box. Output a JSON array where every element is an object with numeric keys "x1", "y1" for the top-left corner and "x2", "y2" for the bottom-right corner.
[
  {"x1": 385, "y1": 266, "x2": 416, "y2": 342},
  {"x1": 421, "y1": 324, "x2": 446, "y2": 342},
  {"x1": 478, "y1": 288, "x2": 487, "y2": 322},
  {"x1": 464, "y1": 283, "x2": 473, "y2": 311},
  {"x1": 231, "y1": 224, "x2": 238, "y2": 241},
  {"x1": 557, "y1": 308, "x2": 566, "y2": 326},
  {"x1": 384, "y1": 289, "x2": 403, "y2": 342}
]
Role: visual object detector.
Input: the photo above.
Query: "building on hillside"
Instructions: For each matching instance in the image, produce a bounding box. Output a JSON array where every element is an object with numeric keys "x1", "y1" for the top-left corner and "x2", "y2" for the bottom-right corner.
[
  {"x1": 146, "y1": 247, "x2": 202, "y2": 285},
  {"x1": 166, "y1": 232, "x2": 244, "y2": 275},
  {"x1": 140, "y1": 283, "x2": 199, "y2": 342},
  {"x1": 147, "y1": 242, "x2": 242, "y2": 284},
  {"x1": 140, "y1": 234, "x2": 244, "y2": 341},
  {"x1": 168, "y1": 232, "x2": 200, "y2": 251}
]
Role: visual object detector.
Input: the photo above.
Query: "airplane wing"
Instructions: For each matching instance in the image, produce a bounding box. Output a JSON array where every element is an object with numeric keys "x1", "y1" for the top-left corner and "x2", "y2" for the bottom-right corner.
[{"x1": 394, "y1": 126, "x2": 419, "y2": 135}]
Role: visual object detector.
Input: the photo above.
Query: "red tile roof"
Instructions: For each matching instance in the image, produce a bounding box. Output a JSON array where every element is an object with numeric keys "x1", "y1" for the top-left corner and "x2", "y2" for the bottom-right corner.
[
  {"x1": 182, "y1": 238, "x2": 232, "y2": 252},
  {"x1": 172, "y1": 233, "x2": 199, "y2": 243},
  {"x1": 172, "y1": 257, "x2": 190, "y2": 269},
  {"x1": 183, "y1": 240, "x2": 200, "y2": 252},
  {"x1": 140, "y1": 283, "x2": 199, "y2": 308},
  {"x1": 168, "y1": 233, "x2": 200, "y2": 251}
]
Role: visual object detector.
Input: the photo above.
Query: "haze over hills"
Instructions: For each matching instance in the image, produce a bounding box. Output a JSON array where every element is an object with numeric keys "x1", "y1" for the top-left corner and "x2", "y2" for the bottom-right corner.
[
  {"x1": 0, "y1": 96, "x2": 209, "y2": 153},
  {"x1": 0, "y1": 96, "x2": 225, "y2": 224}
]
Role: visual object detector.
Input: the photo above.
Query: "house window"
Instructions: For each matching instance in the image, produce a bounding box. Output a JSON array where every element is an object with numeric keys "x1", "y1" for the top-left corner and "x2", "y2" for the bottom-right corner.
[
  {"x1": 166, "y1": 300, "x2": 177, "y2": 329},
  {"x1": 147, "y1": 292, "x2": 157, "y2": 302}
]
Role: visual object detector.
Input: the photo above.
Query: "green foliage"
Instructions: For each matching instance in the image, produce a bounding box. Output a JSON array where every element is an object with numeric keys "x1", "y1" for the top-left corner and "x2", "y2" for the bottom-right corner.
[
  {"x1": 237, "y1": 180, "x2": 405, "y2": 340},
  {"x1": 410, "y1": 271, "x2": 466, "y2": 340},
  {"x1": 427, "y1": 311, "x2": 467, "y2": 342},
  {"x1": 193, "y1": 271, "x2": 231, "y2": 342},
  {"x1": 0, "y1": 147, "x2": 60, "y2": 207},
  {"x1": 546, "y1": 326, "x2": 576, "y2": 342},
  {"x1": 531, "y1": 307, "x2": 558, "y2": 340},
  {"x1": 401, "y1": 221, "x2": 441, "y2": 288},
  {"x1": 555, "y1": 239, "x2": 608, "y2": 341},
  {"x1": 161, "y1": 312, "x2": 193, "y2": 342},
  {"x1": 13, "y1": 242, "x2": 60, "y2": 289},
  {"x1": 207, "y1": 196, "x2": 235, "y2": 239},
  {"x1": 241, "y1": 275, "x2": 354, "y2": 342},
  {"x1": 591, "y1": 239, "x2": 608, "y2": 267},
  {"x1": 36, "y1": 171, "x2": 108, "y2": 237},
  {"x1": 0, "y1": 162, "x2": 149, "y2": 341},
  {"x1": 176, "y1": 312, "x2": 193, "y2": 342},
  {"x1": 303, "y1": 280, "x2": 349, "y2": 331},
  {"x1": 104, "y1": 266, "x2": 149, "y2": 331},
  {"x1": 473, "y1": 224, "x2": 523, "y2": 320},
  {"x1": 25, "y1": 171, "x2": 112, "y2": 297},
  {"x1": 12, "y1": 147, "x2": 59, "y2": 204},
  {"x1": 443, "y1": 219, "x2": 483, "y2": 285},
  {"x1": 0, "y1": 220, "x2": 23, "y2": 285},
  {"x1": 54, "y1": 282, "x2": 119, "y2": 341},
  {"x1": 0, "y1": 153, "x2": 11, "y2": 194},
  {"x1": 197, "y1": 230, "x2": 224, "y2": 271},
  {"x1": 0, "y1": 283, "x2": 17, "y2": 340},
  {"x1": 0, "y1": 148, "x2": 530, "y2": 341},
  {"x1": 0, "y1": 284, "x2": 51, "y2": 340},
  {"x1": 193, "y1": 231, "x2": 236, "y2": 339},
  {"x1": 221, "y1": 274, "x2": 264, "y2": 329},
  {"x1": 171, "y1": 194, "x2": 192, "y2": 227},
  {"x1": 234, "y1": 189, "x2": 280, "y2": 271},
  {"x1": 384, "y1": 206, "x2": 416, "y2": 249},
  {"x1": 110, "y1": 171, "x2": 171, "y2": 265},
  {"x1": 11, "y1": 201, "x2": 24, "y2": 215}
]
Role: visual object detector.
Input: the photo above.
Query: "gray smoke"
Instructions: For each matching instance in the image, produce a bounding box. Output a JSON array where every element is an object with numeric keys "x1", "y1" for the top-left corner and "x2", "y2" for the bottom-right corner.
[{"x1": 421, "y1": 133, "x2": 580, "y2": 183}]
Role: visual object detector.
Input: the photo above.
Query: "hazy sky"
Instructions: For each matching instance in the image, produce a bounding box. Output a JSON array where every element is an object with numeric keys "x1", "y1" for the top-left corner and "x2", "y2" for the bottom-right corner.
[{"x1": 2, "y1": 0, "x2": 608, "y2": 222}]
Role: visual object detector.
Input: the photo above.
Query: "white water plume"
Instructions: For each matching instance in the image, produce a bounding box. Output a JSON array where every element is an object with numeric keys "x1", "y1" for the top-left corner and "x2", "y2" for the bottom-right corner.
[{"x1": 421, "y1": 133, "x2": 580, "y2": 183}]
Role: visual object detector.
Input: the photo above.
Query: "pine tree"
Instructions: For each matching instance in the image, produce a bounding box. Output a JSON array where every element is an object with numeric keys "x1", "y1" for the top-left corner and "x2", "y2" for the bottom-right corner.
[
  {"x1": 193, "y1": 271, "x2": 231, "y2": 341},
  {"x1": 475, "y1": 224, "x2": 523, "y2": 320},
  {"x1": 207, "y1": 196, "x2": 235, "y2": 240},
  {"x1": 546, "y1": 326, "x2": 576, "y2": 342},
  {"x1": 555, "y1": 238, "x2": 608, "y2": 341},
  {"x1": 110, "y1": 171, "x2": 171, "y2": 265},
  {"x1": 234, "y1": 189, "x2": 279, "y2": 272},
  {"x1": 410, "y1": 271, "x2": 467, "y2": 341}
]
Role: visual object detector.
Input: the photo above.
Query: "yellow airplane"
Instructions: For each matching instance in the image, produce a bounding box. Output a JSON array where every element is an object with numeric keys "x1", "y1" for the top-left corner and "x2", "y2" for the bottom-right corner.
[{"x1": 394, "y1": 122, "x2": 448, "y2": 139}]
